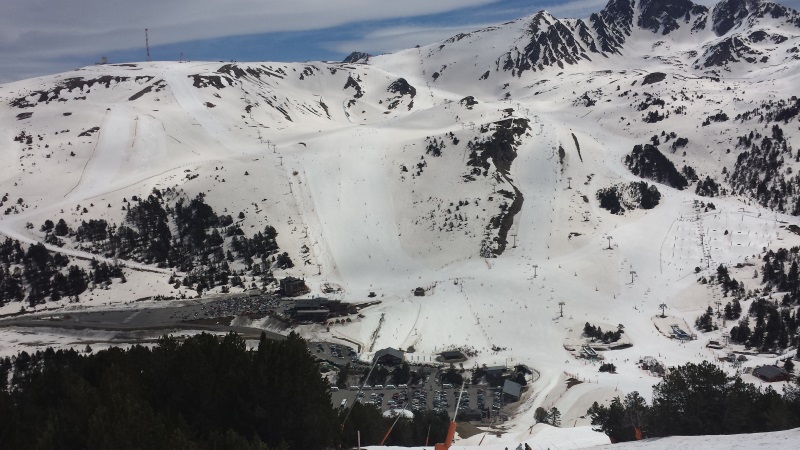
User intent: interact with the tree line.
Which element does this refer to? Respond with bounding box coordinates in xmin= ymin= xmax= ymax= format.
xmin=41 ymin=189 xmax=292 ymax=297
xmin=727 ymin=123 xmax=799 ymax=214
xmin=588 ymin=361 xmax=800 ymax=443
xmin=0 ymin=332 xmax=448 ymax=449
xmin=0 ymin=238 xmax=124 ymax=307
xmin=583 ymin=322 xmax=624 ymax=344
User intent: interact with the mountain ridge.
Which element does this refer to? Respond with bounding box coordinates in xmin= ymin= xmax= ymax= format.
xmin=2 ymin=1 xmax=800 ymax=445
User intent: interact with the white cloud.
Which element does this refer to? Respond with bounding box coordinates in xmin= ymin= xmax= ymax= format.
xmin=544 ymin=0 xmax=608 ymax=17
xmin=0 ymin=0 xmax=498 ymax=82
xmin=323 ymin=23 xmax=498 ymax=55
xmin=320 ymin=0 xmax=613 ymax=58
xmin=320 ymin=0 xmax=609 ymax=61
xmin=5 ymin=0 xmax=800 ymax=83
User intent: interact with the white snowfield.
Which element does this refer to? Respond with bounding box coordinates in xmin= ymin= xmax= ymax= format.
xmin=2 ymin=0 xmax=800 ymax=447
xmin=371 ymin=426 xmax=800 ymax=449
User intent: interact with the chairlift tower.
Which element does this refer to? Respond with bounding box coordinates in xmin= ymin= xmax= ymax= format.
xmin=558 ymin=301 xmax=565 ymax=318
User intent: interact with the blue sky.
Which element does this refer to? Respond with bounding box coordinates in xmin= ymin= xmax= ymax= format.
xmin=110 ymin=0 xmax=575 ymax=65
xmin=1 ymin=0 xmax=798 ymax=83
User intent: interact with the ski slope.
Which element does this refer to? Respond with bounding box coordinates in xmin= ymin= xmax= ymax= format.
xmin=2 ymin=0 xmax=800 ymax=446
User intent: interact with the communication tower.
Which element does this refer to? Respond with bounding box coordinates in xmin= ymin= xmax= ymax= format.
xmin=145 ymin=29 xmax=151 ymax=62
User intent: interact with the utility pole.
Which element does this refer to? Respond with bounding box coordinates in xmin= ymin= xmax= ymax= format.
xmin=145 ymin=29 xmax=151 ymax=62
xmin=558 ymin=301 xmax=565 ymax=318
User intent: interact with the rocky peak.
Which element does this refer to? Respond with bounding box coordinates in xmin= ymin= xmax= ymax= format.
xmin=342 ymin=52 xmax=371 ymax=64
xmin=713 ymin=0 xmax=800 ymax=35
xmin=599 ymin=0 xmax=636 ymax=30
xmin=588 ymin=0 xmax=634 ymax=53
xmin=526 ymin=10 xmax=559 ymax=35
xmin=637 ymin=0 xmax=709 ymax=35
xmin=714 ymin=0 xmax=759 ymax=35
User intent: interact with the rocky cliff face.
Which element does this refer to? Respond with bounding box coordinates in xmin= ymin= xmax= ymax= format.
xmin=489 ymin=0 xmax=800 ymax=76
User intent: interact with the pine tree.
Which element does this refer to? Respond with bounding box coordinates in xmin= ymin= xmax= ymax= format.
xmin=547 ymin=407 xmax=561 ymax=427
xmin=534 ymin=407 xmax=548 ymax=423
xmin=54 ymin=218 xmax=69 ymax=236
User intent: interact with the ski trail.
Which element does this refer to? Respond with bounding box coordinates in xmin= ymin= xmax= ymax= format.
xmin=65 ymin=106 xmax=136 ymax=201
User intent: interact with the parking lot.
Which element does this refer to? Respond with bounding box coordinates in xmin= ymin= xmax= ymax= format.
xmin=330 ymin=375 xmax=507 ymax=420
xmin=309 ymin=341 xmax=510 ymax=419
xmin=308 ymin=341 xmax=362 ymax=367
xmin=0 ymin=294 xmax=288 ymax=340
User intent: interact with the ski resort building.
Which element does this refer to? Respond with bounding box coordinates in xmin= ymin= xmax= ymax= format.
xmin=279 ymin=277 xmax=308 ymax=297
xmin=502 ymin=379 xmax=523 ymax=401
xmin=374 ymin=348 xmax=404 ymax=366
xmin=438 ymin=350 xmax=467 ymax=362
xmin=753 ymin=365 xmax=792 ymax=383
xmin=289 ymin=297 xmax=355 ymax=322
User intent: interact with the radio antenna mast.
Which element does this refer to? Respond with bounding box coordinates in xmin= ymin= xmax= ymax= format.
xmin=145 ymin=29 xmax=151 ymax=62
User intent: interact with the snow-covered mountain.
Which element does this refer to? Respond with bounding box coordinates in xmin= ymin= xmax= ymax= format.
xmin=3 ymin=0 xmax=800 ymax=445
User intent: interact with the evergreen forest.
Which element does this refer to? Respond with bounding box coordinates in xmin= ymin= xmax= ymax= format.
xmin=0 ymin=332 xmax=448 ymax=449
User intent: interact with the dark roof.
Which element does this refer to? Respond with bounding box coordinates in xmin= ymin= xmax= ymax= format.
xmin=458 ymin=409 xmax=483 ymax=421
xmin=754 ymin=365 xmax=789 ymax=379
xmin=375 ymin=348 xmax=404 ymax=361
xmin=294 ymin=309 xmax=329 ymax=314
xmin=441 ymin=350 xmax=465 ymax=359
xmin=502 ymin=379 xmax=523 ymax=398
xmin=293 ymin=298 xmax=330 ymax=309
xmin=485 ymin=366 xmax=506 ymax=374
